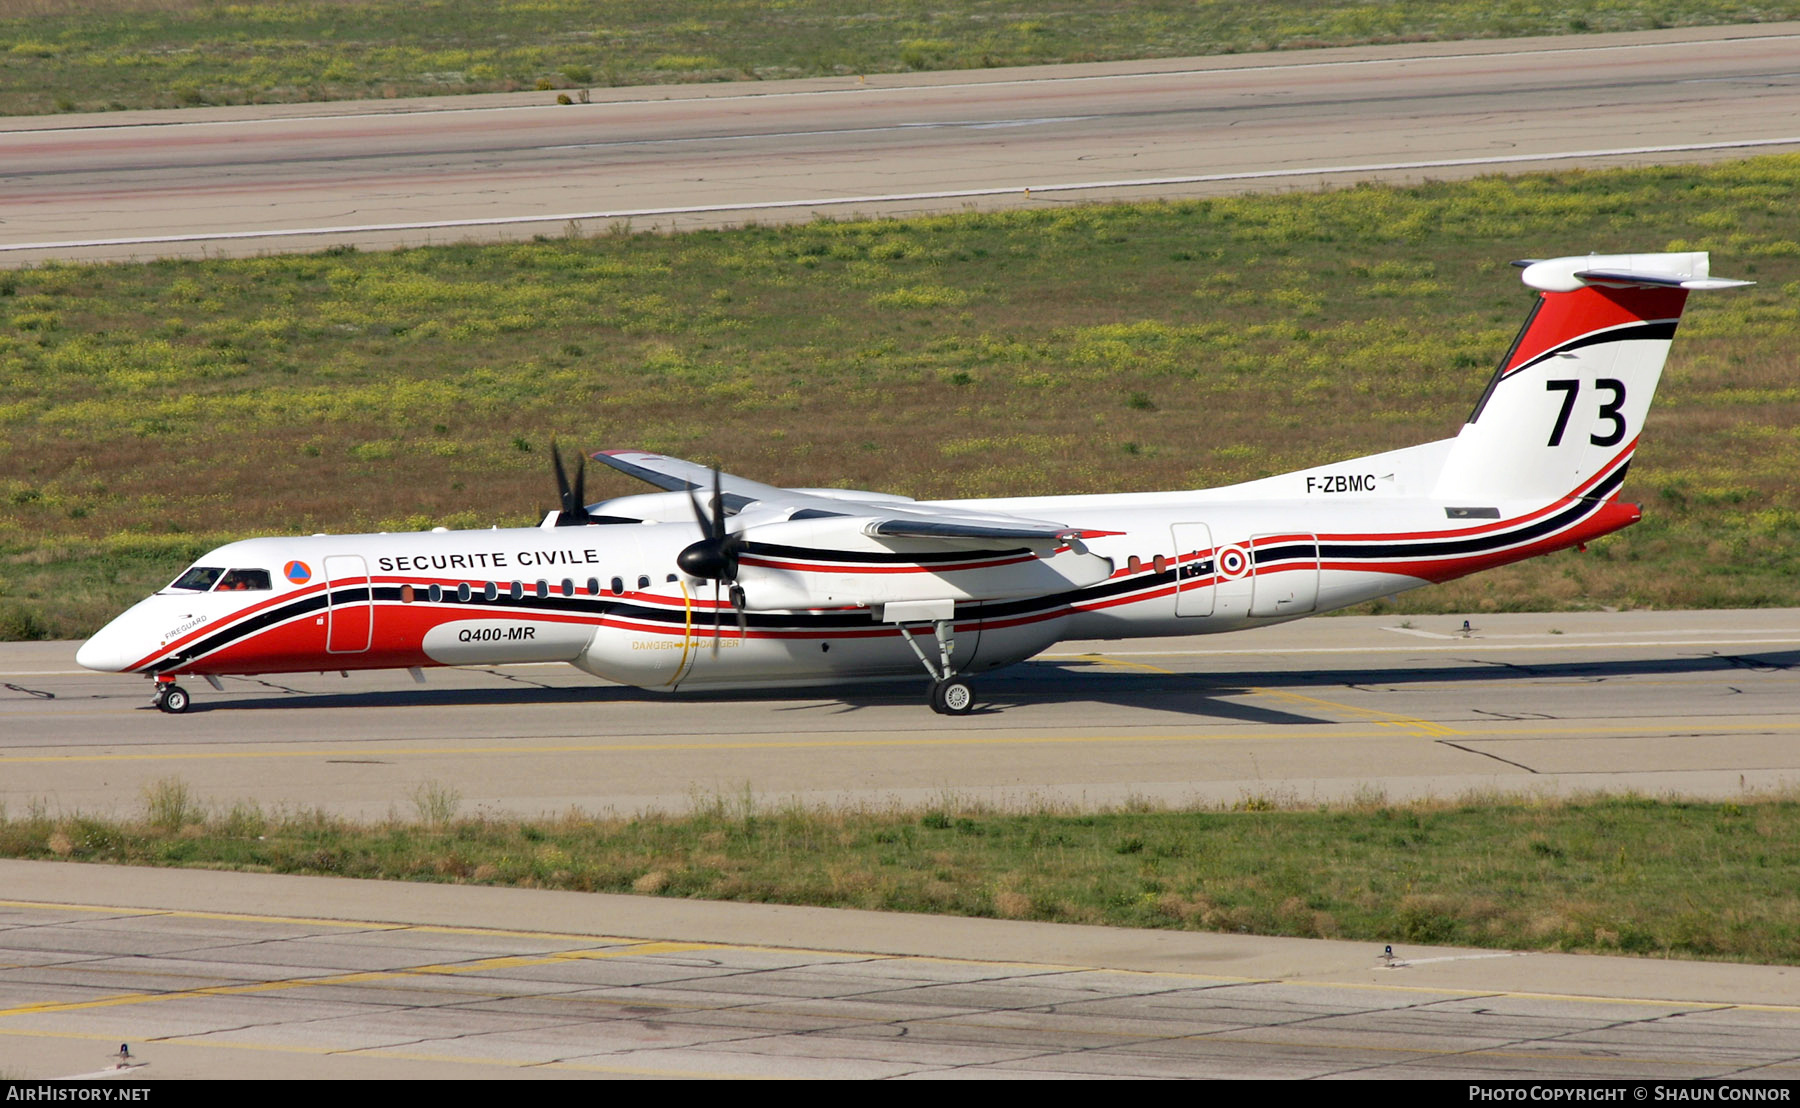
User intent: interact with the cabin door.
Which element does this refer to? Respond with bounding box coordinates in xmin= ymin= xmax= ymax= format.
xmin=1170 ymin=523 xmax=1213 ymax=617
xmin=324 ymin=555 xmax=373 ymax=654
xmin=1249 ymin=534 xmax=1320 ymax=618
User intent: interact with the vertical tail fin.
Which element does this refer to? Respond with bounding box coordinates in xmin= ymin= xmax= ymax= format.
xmin=1431 ymin=252 xmax=1748 ymax=504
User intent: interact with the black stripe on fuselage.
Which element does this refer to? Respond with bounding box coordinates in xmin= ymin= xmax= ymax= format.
xmin=150 ymin=590 xmax=330 ymax=673
xmin=1320 ymin=470 xmax=1622 ymax=563
xmin=150 ymin=487 xmax=1622 ymax=670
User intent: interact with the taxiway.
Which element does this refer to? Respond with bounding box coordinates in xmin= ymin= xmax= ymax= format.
xmin=6 ymin=610 xmax=1799 ymax=819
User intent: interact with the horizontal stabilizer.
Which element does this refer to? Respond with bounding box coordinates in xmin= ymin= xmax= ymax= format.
xmin=1513 ymin=253 xmax=1751 ymax=292
xmin=1572 ymin=270 xmax=1752 ymax=291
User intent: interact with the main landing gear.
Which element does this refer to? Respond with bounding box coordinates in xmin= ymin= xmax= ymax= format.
xmin=896 ymin=615 xmax=976 ymax=715
xmin=151 ymin=677 xmax=190 ymax=714
xmin=929 ymin=677 xmax=974 ymax=715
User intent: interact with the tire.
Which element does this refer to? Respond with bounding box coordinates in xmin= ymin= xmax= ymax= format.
xmin=157 ymin=685 xmax=191 ymax=714
xmin=932 ymin=679 xmax=974 ymax=715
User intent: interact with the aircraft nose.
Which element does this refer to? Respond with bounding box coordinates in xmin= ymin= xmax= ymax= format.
xmin=76 ymin=634 xmax=126 ymax=673
xmin=76 ymin=618 xmax=139 ymax=673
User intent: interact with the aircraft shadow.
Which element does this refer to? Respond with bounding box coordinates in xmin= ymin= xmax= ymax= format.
xmin=991 ymin=648 xmax=1800 ymax=719
xmin=161 ymin=647 xmax=1799 ymax=719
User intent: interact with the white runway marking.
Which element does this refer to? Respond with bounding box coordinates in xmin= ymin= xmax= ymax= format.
xmin=541 ymin=114 xmax=1092 ymax=151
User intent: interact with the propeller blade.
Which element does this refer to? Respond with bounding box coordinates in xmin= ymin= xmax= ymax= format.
xmin=676 ymin=465 xmax=746 ymax=579
xmin=551 ymin=439 xmax=573 ymax=511
xmin=711 ymin=579 xmax=722 ymax=658
xmin=731 ymin=583 xmax=748 ymax=642
xmin=685 ymin=485 xmax=709 ymax=532
xmin=549 ymin=440 xmax=593 ymax=526
xmin=710 ymin=467 xmax=725 ymax=543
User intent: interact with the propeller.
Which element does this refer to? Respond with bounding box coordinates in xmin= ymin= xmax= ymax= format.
xmin=549 ymin=440 xmax=595 ymax=526
xmin=676 ymin=467 xmax=748 ymax=655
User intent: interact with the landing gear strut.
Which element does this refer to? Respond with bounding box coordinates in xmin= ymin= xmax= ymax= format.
xmin=151 ymin=677 xmax=190 ymax=714
xmin=895 ymin=614 xmax=976 ymax=715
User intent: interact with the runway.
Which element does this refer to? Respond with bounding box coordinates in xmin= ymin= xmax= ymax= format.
xmin=6 ymin=610 xmax=1800 ymax=820
xmin=4 ymin=861 xmax=1798 ymax=1080
xmin=4 ymin=23 xmax=1800 ymax=265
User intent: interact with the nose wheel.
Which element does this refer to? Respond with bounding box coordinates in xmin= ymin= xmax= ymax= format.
xmin=152 ymin=683 xmax=191 ymax=714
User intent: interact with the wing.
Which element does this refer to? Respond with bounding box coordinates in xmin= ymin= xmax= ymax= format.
xmin=592 ymin=450 xmax=1116 ymax=609
xmin=593 ymin=450 xmax=1093 ymax=545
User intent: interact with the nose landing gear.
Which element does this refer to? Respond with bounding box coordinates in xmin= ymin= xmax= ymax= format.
xmin=151 ymin=678 xmax=190 ymax=714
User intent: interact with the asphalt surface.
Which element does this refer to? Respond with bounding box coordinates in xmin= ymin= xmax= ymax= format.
xmin=6 ymin=610 xmax=1800 ymax=819
xmin=4 ymin=861 xmax=1797 ymax=1080
xmin=4 ymin=23 xmax=1799 ymax=264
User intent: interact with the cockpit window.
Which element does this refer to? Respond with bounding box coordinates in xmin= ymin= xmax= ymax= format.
xmin=216 ymin=569 xmax=271 ymax=592
xmin=170 ymin=566 xmax=224 ymax=591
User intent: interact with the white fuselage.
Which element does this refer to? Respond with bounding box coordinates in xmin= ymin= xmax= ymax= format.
xmin=76 ymin=446 xmax=1636 ymax=693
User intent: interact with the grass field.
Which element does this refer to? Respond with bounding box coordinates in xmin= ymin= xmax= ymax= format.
xmin=6 ymin=783 xmax=1797 ymax=964
xmin=3 ymin=156 xmax=1797 ymax=639
xmin=1 ymin=0 xmax=1797 ymax=116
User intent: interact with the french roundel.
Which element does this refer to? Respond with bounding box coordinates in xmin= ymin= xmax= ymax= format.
xmin=1217 ymin=545 xmax=1250 ymax=580
xmin=283 ymin=560 xmax=312 ymax=584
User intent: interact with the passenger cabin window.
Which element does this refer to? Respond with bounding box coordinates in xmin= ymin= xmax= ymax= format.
xmin=428 ymin=584 xmax=443 ymax=603
xmin=637 ymin=575 xmax=650 ymax=590
xmin=536 ymin=580 xmax=549 ymax=598
xmin=170 ymin=566 xmax=224 ymax=591
xmin=587 ymin=577 xmax=601 ymax=595
xmin=400 ymin=585 xmax=415 ymax=604
xmin=609 ymin=577 xmax=624 ymax=596
xmin=508 ymin=581 xmax=523 ymax=601
xmin=560 ymin=579 xmax=574 ymax=597
xmin=216 ymin=568 xmax=271 ymax=592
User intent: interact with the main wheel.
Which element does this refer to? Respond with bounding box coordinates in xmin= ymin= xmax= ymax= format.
xmin=156 ymin=685 xmax=191 ymax=714
xmin=930 ymin=679 xmax=974 ymax=715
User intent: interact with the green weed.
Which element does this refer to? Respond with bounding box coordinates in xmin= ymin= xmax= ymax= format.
xmin=1 ymin=789 xmax=1797 ymax=962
